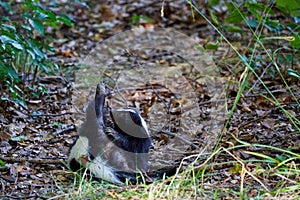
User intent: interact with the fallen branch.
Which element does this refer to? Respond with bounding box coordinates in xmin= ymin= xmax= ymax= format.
xmin=0 ymin=156 xmax=65 ymax=164
xmin=151 ymin=128 xmax=200 ymax=149
xmin=53 ymin=125 xmax=76 ymax=135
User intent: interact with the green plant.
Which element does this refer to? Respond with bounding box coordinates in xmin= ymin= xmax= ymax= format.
xmin=0 ymin=159 xmax=7 ymax=170
xmin=209 ymin=1 xmax=300 ymax=72
xmin=0 ymin=0 xmax=73 ymax=102
xmin=131 ymin=14 xmax=153 ymax=26
xmin=194 ymin=0 xmax=300 ymax=131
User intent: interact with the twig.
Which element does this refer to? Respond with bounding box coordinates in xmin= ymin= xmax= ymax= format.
xmin=102 ymin=73 xmax=128 ymax=107
xmin=221 ymin=147 xmax=269 ymax=191
xmin=53 ymin=125 xmax=76 ymax=135
xmin=245 ymin=62 xmax=272 ymax=96
xmin=0 ymin=195 xmax=39 ymax=199
xmin=148 ymin=83 xmax=172 ymax=125
xmin=0 ymin=156 xmax=65 ymax=164
xmin=169 ymin=101 xmax=214 ymax=115
xmin=151 ymin=128 xmax=200 ymax=149
xmin=30 ymin=112 xmax=75 ymax=117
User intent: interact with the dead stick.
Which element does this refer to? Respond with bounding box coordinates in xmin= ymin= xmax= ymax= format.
xmin=0 ymin=156 xmax=65 ymax=164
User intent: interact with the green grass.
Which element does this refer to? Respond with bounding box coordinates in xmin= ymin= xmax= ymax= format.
xmin=53 ymin=141 xmax=300 ymax=199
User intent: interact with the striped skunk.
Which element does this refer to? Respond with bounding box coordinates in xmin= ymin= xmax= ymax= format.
xmin=68 ymin=82 xmax=153 ymax=184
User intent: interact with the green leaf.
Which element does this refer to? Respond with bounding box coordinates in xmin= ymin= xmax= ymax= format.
xmin=208 ymin=0 xmax=220 ymax=7
xmin=194 ymin=44 xmax=205 ymax=52
xmin=245 ymin=2 xmax=266 ymax=21
xmin=264 ymin=21 xmax=283 ymax=32
xmin=1 ymin=23 xmax=16 ymax=31
xmin=11 ymin=41 xmax=23 ymax=50
xmin=32 ymin=46 xmax=46 ymax=59
xmin=0 ymin=34 xmax=23 ymax=50
xmin=21 ymin=25 xmax=32 ymax=31
xmin=57 ymin=15 xmax=73 ymax=27
xmin=0 ymin=64 xmax=19 ymax=81
xmin=290 ymin=33 xmax=300 ymax=49
xmin=246 ymin=20 xmax=258 ymax=28
xmin=225 ymin=11 xmax=246 ymax=24
xmin=26 ymin=39 xmax=47 ymax=60
xmin=276 ymin=0 xmax=300 ymax=16
xmin=227 ymin=25 xmax=244 ymax=33
xmin=46 ymin=10 xmax=57 ymax=20
xmin=205 ymin=38 xmax=220 ymax=50
xmin=0 ymin=35 xmax=12 ymax=43
xmin=26 ymin=49 xmax=36 ymax=60
xmin=2 ymin=16 xmax=10 ymax=21
xmin=44 ymin=19 xmax=58 ymax=29
xmin=0 ymin=1 xmax=11 ymax=12
xmin=10 ymin=135 xmax=27 ymax=142
xmin=226 ymin=2 xmax=235 ymax=11
xmin=266 ymin=19 xmax=279 ymax=27
xmin=52 ymin=122 xmax=62 ymax=127
xmin=210 ymin=11 xmax=220 ymax=26
xmin=205 ymin=43 xmax=219 ymax=50
xmin=287 ymin=69 xmax=300 ymax=79
xmin=139 ymin=15 xmax=153 ymax=23
xmin=0 ymin=30 xmax=17 ymax=41
xmin=39 ymin=62 xmax=50 ymax=73
xmin=32 ymin=91 xmax=40 ymax=98
xmin=23 ymin=13 xmax=31 ymax=19
xmin=28 ymin=18 xmax=45 ymax=36
xmin=0 ymin=159 xmax=7 ymax=170
xmin=16 ymin=97 xmax=26 ymax=107
xmin=131 ymin=14 xmax=140 ymax=25
xmin=34 ymin=12 xmax=48 ymax=20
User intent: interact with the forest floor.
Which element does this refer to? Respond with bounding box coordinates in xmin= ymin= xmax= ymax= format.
xmin=0 ymin=0 xmax=299 ymax=199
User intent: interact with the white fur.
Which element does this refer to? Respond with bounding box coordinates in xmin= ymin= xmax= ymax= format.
xmin=68 ymin=136 xmax=89 ymax=164
xmin=68 ymin=136 xmax=122 ymax=184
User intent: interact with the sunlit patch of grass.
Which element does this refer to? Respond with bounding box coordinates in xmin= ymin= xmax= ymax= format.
xmin=51 ymin=142 xmax=300 ymax=199
xmin=50 ymin=169 xmax=152 ymax=199
xmin=49 ymin=170 xmax=114 ymax=199
xmin=143 ymin=139 xmax=300 ymax=199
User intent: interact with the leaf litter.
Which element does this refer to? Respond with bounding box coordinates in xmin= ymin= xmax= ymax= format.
xmin=0 ymin=0 xmax=299 ymax=199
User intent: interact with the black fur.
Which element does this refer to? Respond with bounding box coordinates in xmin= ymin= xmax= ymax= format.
xmin=69 ymin=158 xmax=81 ymax=172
